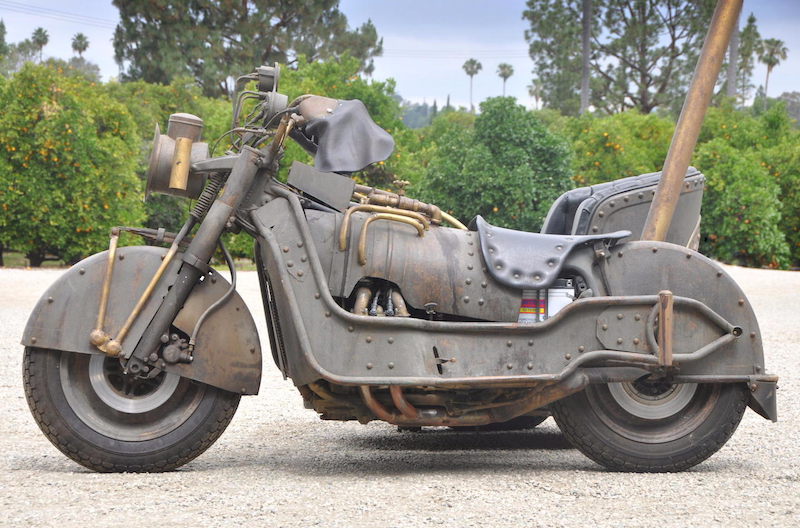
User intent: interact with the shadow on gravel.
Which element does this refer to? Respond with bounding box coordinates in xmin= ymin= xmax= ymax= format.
xmin=344 ymin=428 xmax=574 ymax=452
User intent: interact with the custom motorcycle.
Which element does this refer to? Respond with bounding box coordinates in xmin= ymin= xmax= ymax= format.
xmin=21 ymin=0 xmax=777 ymax=473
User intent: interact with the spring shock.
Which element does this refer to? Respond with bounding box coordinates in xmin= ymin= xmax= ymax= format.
xmin=191 ymin=172 xmax=228 ymax=220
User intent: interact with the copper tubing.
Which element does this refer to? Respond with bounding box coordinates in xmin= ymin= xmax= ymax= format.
xmin=390 ymin=290 xmax=410 ymax=317
xmin=359 ymin=386 xmax=397 ymax=422
xmin=358 ymin=214 xmax=425 ymax=265
xmin=339 ymin=205 xmax=429 ymax=251
xmin=641 ymin=0 xmax=742 ymax=241
xmin=352 ymin=286 xmax=372 ymax=315
xmin=441 ymin=211 xmax=468 ymax=230
xmin=389 ymin=386 xmax=421 ymax=420
xmin=89 ymin=230 xmax=119 ymax=349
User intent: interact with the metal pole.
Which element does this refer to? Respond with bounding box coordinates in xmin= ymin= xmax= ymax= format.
xmin=641 ymin=0 xmax=742 ymax=242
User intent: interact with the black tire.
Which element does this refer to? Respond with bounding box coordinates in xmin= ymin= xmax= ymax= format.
xmin=551 ymin=378 xmax=748 ymax=472
xmin=23 ymin=347 xmax=241 ymax=472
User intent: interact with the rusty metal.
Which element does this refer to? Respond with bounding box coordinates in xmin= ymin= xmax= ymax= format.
xmin=339 ymin=204 xmax=430 ymax=251
xmin=389 ymin=386 xmax=421 ymax=419
xmin=354 ymin=184 xmax=444 ymax=224
xmin=657 ymin=290 xmax=674 ymax=367
xmin=642 ymin=0 xmax=743 ymax=241
xmin=358 ymin=213 xmax=425 ymax=266
xmin=89 ymin=228 xmax=119 ymax=350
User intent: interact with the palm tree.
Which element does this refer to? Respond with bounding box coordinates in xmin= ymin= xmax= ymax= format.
xmin=72 ymin=33 xmax=89 ymax=58
xmin=497 ymin=63 xmax=514 ymax=97
xmin=758 ymin=38 xmax=789 ymax=111
xmin=462 ymin=58 xmax=482 ymax=112
xmin=527 ymin=80 xmax=542 ymax=110
xmin=31 ymin=27 xmax=48 ymax=63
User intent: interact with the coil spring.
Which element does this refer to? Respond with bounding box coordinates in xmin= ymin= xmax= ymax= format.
xmin=191 ymin=172 xmax=227 ymax=219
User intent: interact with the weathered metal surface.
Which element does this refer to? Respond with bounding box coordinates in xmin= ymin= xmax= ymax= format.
xmin=251 ymin=191 xmax=770 ymax=390
xmin=642 ymin=0 xmax=743 ymax=241
xmin=22 ymin=246 xmax=262 ymax=395
xmin=658 ymin=290 xmax=674 ymax=367
xmin=286 ymin=161 xmax=355 ymax=213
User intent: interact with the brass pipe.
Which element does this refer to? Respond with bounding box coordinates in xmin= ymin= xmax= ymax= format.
xmin=352 ymin=286 xmax=372 ymax=315
xmin=104 ymin=242 xmax=180 ymax=357
xmin=390 ymin=290 xmax=410 ymax=317
xmin=657 ymin=290 xmax=674 ymax=367
xmin=389 ymin=386 xmax=421 ymax=420
xmin=441 ymin=211 xmax=468 ymax=230
xmin=169 ymin=137 xmax=193 ymax=191
xmin=358 ymin=213 xmax=425 ymax=266
xmin=89 ymin=229 xmax=120 ymax=349
xmin=642 ymin=0 xmax=743 ymax=241
xmin=339 ymin=205 xmax=429 ymax=251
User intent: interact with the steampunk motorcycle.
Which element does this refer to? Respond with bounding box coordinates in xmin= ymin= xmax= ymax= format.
xmin=20 ymin=1 xmax=777 ymax=474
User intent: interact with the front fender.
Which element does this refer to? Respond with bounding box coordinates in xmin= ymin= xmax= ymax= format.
xmin=22 ymin=245 xmax=262 ymax=395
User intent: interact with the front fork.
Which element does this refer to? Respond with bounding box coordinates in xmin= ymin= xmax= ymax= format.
xmin=122 ymin=145 xmax=266 ymax=372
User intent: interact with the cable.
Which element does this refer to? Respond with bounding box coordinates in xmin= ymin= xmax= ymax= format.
xmin=0 ymin=1 xmax=117 ymax=29
xmin=188 ymin=238 xmax=237 ymax=353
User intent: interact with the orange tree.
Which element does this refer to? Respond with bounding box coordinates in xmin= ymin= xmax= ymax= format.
xmin=0 ymin=63 xmax=144 ymax=265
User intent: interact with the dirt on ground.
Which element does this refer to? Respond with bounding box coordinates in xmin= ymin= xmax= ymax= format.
xmin=0 ymin=264 xmax=797 ymax=528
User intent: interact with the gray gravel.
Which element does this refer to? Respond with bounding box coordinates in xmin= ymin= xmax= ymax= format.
xmin=0 ymin=264 xmax=798 ymax=527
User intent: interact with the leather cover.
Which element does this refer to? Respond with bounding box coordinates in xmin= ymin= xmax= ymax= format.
xmin=471 ymin=215 xmax=629 ymax=290
xmin=302 ymin=99 xmax=394 ymax=173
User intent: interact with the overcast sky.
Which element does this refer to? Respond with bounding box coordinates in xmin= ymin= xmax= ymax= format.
xmin=2 ymin=0 xmax=799 ymax=110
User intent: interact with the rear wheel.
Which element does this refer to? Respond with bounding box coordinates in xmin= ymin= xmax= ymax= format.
xmin=551 ymin=377 xmax=747 ymax=472
xmin=23 ymin=347 xmax=240 ymax=472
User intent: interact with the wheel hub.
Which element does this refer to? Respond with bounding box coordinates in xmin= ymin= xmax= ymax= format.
xmin=608 ymin=378 xmax=698 ymax=420
xmin=88 ymin=355 xmax=180 ymax=414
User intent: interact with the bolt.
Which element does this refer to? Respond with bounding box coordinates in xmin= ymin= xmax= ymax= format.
xmin=388 ymin=362 xmax=395 ymax=369
xmin=750 ymin=332 xmax=756 ymax=338
xmin=211 ymin=276 xmax=217 ymax=284
xmin=755 ymin=365 xmax=762 ymax=372
xmin=171 ymin=333 xmax=179 ymax=341
xmin=160 ymin=334 xmax=169 ymax=344
xmin=149 ymin=353 xmax=159 ymax=362
xmin=749 ymin=383 xmax=758 ymax=392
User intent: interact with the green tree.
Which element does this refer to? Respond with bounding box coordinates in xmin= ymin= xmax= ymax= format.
xmin=112 ymin=0 xmax=383 ymax=97
xmin=31 ymin=27 xmax=48 ymax=63
xmin=737 ymin=13 xmax=761 ymax=106
xmin=71 ymin=33 xmax=89 ymax=58
xmin=527 ymin=80 xmax=542 ymax=109
xmin=418 ymin=97 xmax=573 ymax=231
xmin=524 ymin=0 xmax=715 ymax=115
xmin=497 ymin=63 xmax=513 ymax=97
xmin=759 ymin=38 xmax=789 ymax=111
xmin=0 ymin=20 xmax=8 ymax=59
xmin=0 ymin=63 xmax=144 ymax=265
xmin=462 ymin=58 xmax=482 ymax=112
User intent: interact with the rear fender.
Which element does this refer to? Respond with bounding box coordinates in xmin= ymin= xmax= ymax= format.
xmin=21 ymin=245 xmax=261 ymax=395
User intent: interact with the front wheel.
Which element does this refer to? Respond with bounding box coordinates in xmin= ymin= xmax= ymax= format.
xmin=23 ymin=347 xmax=240 ymax=472
xmin=551 ymin=377 xmax=748 ymax=472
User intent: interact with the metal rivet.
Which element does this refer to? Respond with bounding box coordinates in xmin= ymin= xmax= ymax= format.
xmin=565 ymin=354 xmax=571 ymax=360
xmin=634 ymin=314 xmax=641 ymax=321
xmin=297 ymin=270 xmax=304 ymax=277
xmin=388 ymin=337 xmax=394 ymax=344
xmin=241 ymin=388 xmax=247 ymax=394
xmin=495 ymin=265 xmax=502 ymax=270
xmin=556 ymin=245 xmax=563 ymax=251
xmin=618 ymin=251 xmax=623 ymax=258
xmin=366 ymin=363 xmax=373 ymax=370
xmin=623 ymin=196 xmax=630 ymax=202
xmin=609 ymin=201 xmax=615 ymax=207
xmin=750 ymin=332 xmax=756 ymax=338
xmin=755 ymin=365 xmax=761 ymax=372
xmin=282 ymin=246 xmax=290 ymax=253
xmin=79 ymin=268 xmax=85 ymax=275
xmin=592 ymin=226 xmax=599 ymax=233
xmin=617 ymin=313 xmax=623 ymax=320
xmin=348 ymin=326 xmax=354 ymax=332
xmin=717 ymin=271 xmax=723 ymax=277
xmin=463 ymin=296 xmax=470 ymax=303
xmin=467 ymin=264 xmax=474 ymax=270
xmin=652 ymin=247 xmax=658 ymax=253
xmin=527 ymin=363 xmax=534 ymax=370
xmin=598 ymin=211 xmax=605 ymax=218
xmin=468 ymin=251 xmax=474 ymax=256
xmin=297 ymin=241 xmax=303 ymax=248
xmin=30 ymin=337 xmax=37 ymax=344
xmin=118 ymin=254 xmax=125 ymax=260
xmin=324 ymin=311 xmax=331 ymax=317
xmin=602 ymin=324 xmax=608 ymax=331
xmin=481 ymin=281 xmax=488 ymax=288
xmin=513 ymin=273 xmax=519 ymax=279
xmin=749 ymin=383 xmax=758 ymax=392
xmin=638 ymin=193 xmax=644 ymax=199
xmin=633 ymin=338 xmax=640 ymax=345
xmin=738 ymin=299 xmax=745 ymax=306
xmin=301 ymin=255 xmax=308 ymax=262
xmin=468 ymin=240 xmax=474 ymax=245
xmin=287 ymin=261 xmax=294 ymax=267
xmin=466 ymin=278 xmax=472 ymax=285
xmin=506 ymin=363 xmax=513 ymax=370
xmin=534 ymin=275 xmax=540 ymax=281
xmin=314 ymin=293 xmax=320 ymax=299
xmin=249 ymin=346 xmax=256 ymax=353
xmin=161 ymin=254 xmax=166 ymax=260
xmin=487 ymin=233 xmax=492 ymax=237
xmin=47 ymin=297 xmax=53 ymax=303
xmin=388 ymin=362 xmax=395 ymax=369
xmin=366 ymin=336 xmax=372 ymax=343
xmin=686 ymin=254 xmax=691 ymax=259
xmin=617 ymin=338 xmax=623 ymax=344
xmin=578 ymin=345 xmax=585 ymax=352
xmin=506 ymin=341 xmax=513 ymax=347
xmin=478 ymin=299 xmax=485 ymax=306
xmin=528 ymin=340 xmax=534 ymax=346
xmin=488 ymin=248 xmax=494 ymax=254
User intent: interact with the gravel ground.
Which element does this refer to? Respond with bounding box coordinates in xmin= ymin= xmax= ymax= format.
xmin=0 ymin=264 xmax=797 ymax=528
